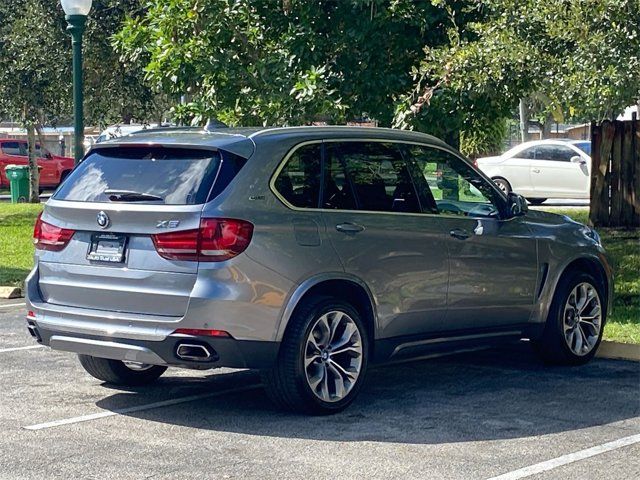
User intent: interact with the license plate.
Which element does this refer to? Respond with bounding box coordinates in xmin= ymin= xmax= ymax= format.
xmin=87 ymin=233 xmax=127 ymax=263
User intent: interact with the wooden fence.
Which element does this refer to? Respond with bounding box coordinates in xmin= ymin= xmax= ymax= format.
xmin=589 ymin=114 xmax=640 ymax=227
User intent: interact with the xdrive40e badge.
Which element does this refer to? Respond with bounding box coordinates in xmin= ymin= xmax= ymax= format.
xmin=96 ymin=211 xmax=110 ymax=229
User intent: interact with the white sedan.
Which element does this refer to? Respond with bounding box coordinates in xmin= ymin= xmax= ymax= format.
xmin=476 ymin=140 xmax=591 ymax=205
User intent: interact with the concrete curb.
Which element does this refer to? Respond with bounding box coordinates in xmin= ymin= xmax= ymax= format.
xmin=597 ymin=340 xmax=640 ymax=362
xmin=0 ymin=286 xmax=22 ymax=299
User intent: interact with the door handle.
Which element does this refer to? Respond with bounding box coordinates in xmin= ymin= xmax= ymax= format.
xmin=335 ymin=223 xmax=365 ymax=234
xmin=532 ymin=168 xmax=541 ymax=173
xmin=449 ymin=229 xmax=471 ymax=240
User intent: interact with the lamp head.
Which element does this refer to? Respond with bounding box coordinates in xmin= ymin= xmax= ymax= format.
xmin=61 ymin=0 xmax=92 ymax=16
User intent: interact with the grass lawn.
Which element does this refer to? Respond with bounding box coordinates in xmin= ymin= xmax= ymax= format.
xmin=0 ymin=203 xmax=637 ymax=343
xmin=0 ymin=203 xmax=43 ymax=286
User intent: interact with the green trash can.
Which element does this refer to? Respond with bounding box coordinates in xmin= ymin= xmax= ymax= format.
xmin=4 ymin=165 xmax=30 ymax=203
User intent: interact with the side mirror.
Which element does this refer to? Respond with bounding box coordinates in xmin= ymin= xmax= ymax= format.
xmin=507 ymin=192 xmax=528 ymax=217
xmin=570 ymin=155 xmax=586 ymax=165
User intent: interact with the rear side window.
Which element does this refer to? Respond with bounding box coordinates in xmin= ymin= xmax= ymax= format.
xmin=573 ymin=142 xmax=591 ymax=155
xmin=53 ymin=147 xmax=222 ymax=205
xmin=517 ymin=147 xmax=537 ymax=159
xmin=273 ymin=144 xmax=322 ymax=208
xmin=1 ymin=141 xmax=22 ymax=156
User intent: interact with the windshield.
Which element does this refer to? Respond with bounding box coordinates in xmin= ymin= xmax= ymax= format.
xmin=53 ymin=147 xmax=220 ymax=205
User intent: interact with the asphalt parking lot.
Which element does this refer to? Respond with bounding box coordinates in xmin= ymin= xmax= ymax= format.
xmin=1 ymin=299 xmax=638 ymax=480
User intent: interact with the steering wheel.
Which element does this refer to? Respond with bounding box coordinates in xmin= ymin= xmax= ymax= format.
xmin=467 ymin=203 xmax=497 ymax=217
xmin=436 ymin=201 xmax=462 ymax=215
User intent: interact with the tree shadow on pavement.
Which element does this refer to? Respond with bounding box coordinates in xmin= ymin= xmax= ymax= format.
xmin=95 ymin=342 xmax=640 ymax=445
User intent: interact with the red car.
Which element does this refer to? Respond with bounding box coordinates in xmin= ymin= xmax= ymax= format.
xmin=0 ymin=139 xmax=74 ymax=189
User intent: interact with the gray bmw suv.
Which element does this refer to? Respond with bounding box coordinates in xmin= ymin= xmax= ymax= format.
xmin=25 ymin=126 xmax=612 ymax=414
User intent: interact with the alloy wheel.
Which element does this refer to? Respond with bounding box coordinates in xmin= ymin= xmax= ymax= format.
xmin=304 ymin=310 xmax=363 ymax=402
xmin=493 ymin=178 xmax=510 ymax=195
xmin=563 ymin=282 xmax=602 ymax=356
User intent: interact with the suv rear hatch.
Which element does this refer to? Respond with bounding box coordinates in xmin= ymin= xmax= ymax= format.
xmin=35 ymin=145 xmax=245 ymax=317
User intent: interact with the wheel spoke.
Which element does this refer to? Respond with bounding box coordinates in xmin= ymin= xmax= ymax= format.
xmin=330 ymin=344 xmax=361 ymax=356
xmin=328 ymin=359 xmax=358 ymax=381
xmin=305 ymin=354 xmax=321 ymax=368
xmin=326 ymin=362 xmax=345 ymax=399
xmin=319 ymin=365 xmax=330 ymax=400
xmin=581 ymin=305 xmax=601 ymax=321
xmin=328 ymin=311 xmax=344 ymax=345
xmin=330 ymin=321 xmax=357 ymax=350
xmin=308 ymin=365 xmax=325 ymax=391
xmin=315 ymin=314 xmax=331 ymax=346
xmin=576 ymin=324 xmax=589 ymax=353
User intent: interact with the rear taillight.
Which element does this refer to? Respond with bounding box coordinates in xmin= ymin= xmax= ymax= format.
xmin=33 ymin=212 xmax=75 ymax=251
xmin=152 ymin=218 xmax=253 ymax=262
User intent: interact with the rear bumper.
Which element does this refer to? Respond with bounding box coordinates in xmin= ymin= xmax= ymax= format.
xmin=28 ymin=321 xmax=279 ymax=369
xmin=24 ymin=266 xmax=280 ymax=369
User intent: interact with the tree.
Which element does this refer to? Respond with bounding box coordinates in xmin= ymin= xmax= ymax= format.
xmin=114 ymin=0 xmax=475 ymax=127
xmin=399 ymin=0 xmax=640 ymax=132
xmin=0 ymin=0 xmax=70 ymax=202
xmin=0 ymin=1 xmax=166 ymax=202
xmin=84 ymin=0 xmax=168 ymax=127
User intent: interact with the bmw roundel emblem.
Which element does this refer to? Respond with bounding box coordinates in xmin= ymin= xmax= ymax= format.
xmin=96 ymin=211 xmax=110 ymax=229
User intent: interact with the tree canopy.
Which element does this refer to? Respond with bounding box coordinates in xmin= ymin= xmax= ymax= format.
xmin=401 ymin=0 xmax=640 ymax=130
xmin=0 ymin=0 xmax=163 ymax=129
xmin=114 ymin=0 xmax=478 ymax=126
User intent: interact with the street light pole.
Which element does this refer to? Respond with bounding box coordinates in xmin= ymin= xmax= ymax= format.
xmin=61 ymin=0 xmax=92 ymax=165
xmin=66 ymin=15 xmax=86 ymax=164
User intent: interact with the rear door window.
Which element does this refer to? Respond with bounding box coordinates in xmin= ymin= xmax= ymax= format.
xmin=53 ymin=147 xmax=222 ymax=205
xmin=326 ymin=142 xmax=421 ymax=214
xmin=535 ymin=145 xmax=575 ymax=162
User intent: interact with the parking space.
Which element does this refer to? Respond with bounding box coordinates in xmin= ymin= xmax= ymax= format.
xmin=1 ymin=302 xmax=638 ymax=479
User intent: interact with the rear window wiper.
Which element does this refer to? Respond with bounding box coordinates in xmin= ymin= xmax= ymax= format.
xmin=104 ymin=189 xmax=164 ymax=202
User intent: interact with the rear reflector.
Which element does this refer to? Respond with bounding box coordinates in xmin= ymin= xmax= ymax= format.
xmin=33 ymin=212 xmax=75 ymax=251
xmin=152 ymin=218 xmax=253 ymax=262
xmin=172 ymin=328 xmax=231 ymax=338
xmin=27 ymin=310 xmax=36 ymax=320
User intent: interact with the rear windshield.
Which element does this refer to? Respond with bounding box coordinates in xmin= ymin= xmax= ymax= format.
xmin=54 ymin=147 xmax=221 ymax=205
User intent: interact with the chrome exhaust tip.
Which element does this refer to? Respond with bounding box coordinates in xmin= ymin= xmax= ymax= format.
xmin=27 ymin=322 xmax=42 ymax=343
xmin=175 ymin=343 xmax=212 ymax=362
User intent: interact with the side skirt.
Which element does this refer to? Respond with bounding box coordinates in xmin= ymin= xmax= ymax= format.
xmin=372 ymin=324 xmax=544 ymax=364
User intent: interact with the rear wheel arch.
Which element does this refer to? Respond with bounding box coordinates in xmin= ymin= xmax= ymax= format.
xmin=277 ymin=276 xmax=377 ymax=350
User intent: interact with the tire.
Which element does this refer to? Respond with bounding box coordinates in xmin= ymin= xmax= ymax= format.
xmin=528 ymin=198 xmax=547 ymax=205
xmin=59 ymin=170 xmax=71 ymax=184
xmin=261 ymin=296 xmax=369 ymax=414
xmin=533 ymin=270 xmax=606 ymax=365
xmin=78 ymin=355 xmax=167 ymax=386
xmin=492 ymin=177 xmax=511 ymax=195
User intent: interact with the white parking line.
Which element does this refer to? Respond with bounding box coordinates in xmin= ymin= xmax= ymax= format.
xmin=487 ymin=433 xmax=640 ymax=480
xmin=24 ymin=384 xmax=261 ymax=431
xmin=0 ymin=302 xmax=24 ymax=309
xmin=0 ymin=345 xmax=44 ymax=353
